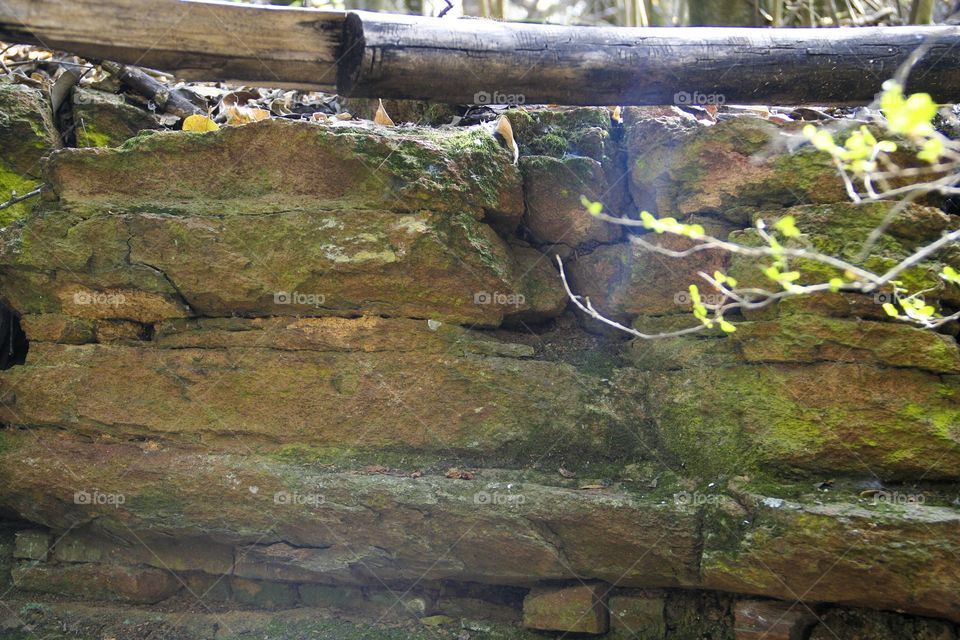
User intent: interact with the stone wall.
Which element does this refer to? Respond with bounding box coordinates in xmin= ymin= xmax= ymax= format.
xmin=0 ymin=82 xmax=959 ymax=639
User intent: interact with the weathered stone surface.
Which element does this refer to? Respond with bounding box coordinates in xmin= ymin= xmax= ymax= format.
xmin=522 ymin=583 xmax=609 ymax=634
xmin=625 ymin=315 xmax=736 ymax=369
xmin=0 ymin=600 xmax=511 ymax=640
xmin=55 ymin=529 xmax=233 ymax=575
xmin=72 ymin=88 xmax=161 ymax=148
xmin=567 ymin=236 xmax=728 ymax=319
xmin=298 ymin=583 xmax=365 ymax=610
xmin=12 ymin=561 xmax=180 ymax=603
xmin=230 ymin=577 xmax=300 ymax=609
xmin=645 ymin=363 xmax=960 ymax=480
xmin=235 ymin=542 xmax=370 ymax=584
xmin=46 ymin=119 xmax=521 ymax=223
xmin=508 ymin=106 xmax=633 ymax=216
xmin=665 ymin=590 xmax=736 ymax=639
xmin=0 ymin=334 xmax=646 ymax=465
xmin=0 ymin=432 xmax=702 ymax=589
xmin=3 ymin=430 xmax=960 ymax=622
xmin=808 ymin=608 xmax=956 ymax=640
xmin=609 ymin=593 xmax=665 ymax=639
xmin=93 ymin=318 xmax=148 ymax=342
xmin=733 ymin=599 xmax=817 ymax=640
xmin=731 ymin=316 xmax=960 ymax=374
xmin=704 ymin=497 xmax=960 ymax=622
xmin=153 ymin=316 xmax=535 ymax=357
xmin=20 ymin=313 xmax=94 ymax=343
xmin=508 ymin=107 xmax=614 ymax=160
xmin=624 ymin=108 xmax=846 ymax=223
xmin=365 ymin=590 xmax=435 ymax=617
xmin=183 ymin=571 xmax=232 ymax=602
xmin=13 ymin=529 xmax=50 ymax=561
xmin=57 ymin=285 xmax=190 ymax=324
xmin=0 ymin=83 xmax=59 ymax=224
xmin=728 ymin=202 xmax=960 ymax=311
xmin=0 ymin=204 xmax=558 ymax=327
xmin=521 ymin=155 xmax=621 ymax=246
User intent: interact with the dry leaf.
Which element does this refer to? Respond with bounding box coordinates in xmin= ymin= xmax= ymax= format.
xmin=609 ymin=105 xmax=622 ymax=123
xmin=311 ymin=112 xmax=328 ymax=122
xmin=365 ymin=464 xmax=389 ymax=474
xmin=225 ymin=105 xmax=270 ymax=126
xmin=494 ymin=115 xmax=519 ymax=164
xmin=578 ymin=483 xmax=605 ymax=490
xmin=558 ymin=467 xmax=576 ymax=478
xmin=335 ymin=112 xmax=353 ymax=120
xmin=220 ymin=89 xmax=260 ymax=109
xmin=410 ymin=470 xmax=423 ymax=478
xmin=374 ymin=99 xmax=395 ymax=126
xmin=182 ymin=114 xmax=220 ymax=133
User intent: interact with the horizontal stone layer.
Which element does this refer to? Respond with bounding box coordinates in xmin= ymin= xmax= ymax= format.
xmin=0 ymin=321 xmax=646 ymax=464
xmin=0 ymin=206 xmax=563 ymax=326
xmin=1 ymin=433 xmax=958 ymax=621
xmin=0 ymin=433 xmax=700 ymax=589
xmin=645 ymin=361 xmax=960 ymax=480
xmin=46 ymin=119 xmax=522 ymax=224
xmin=623 ymin=108 xmax=937 ymax=223
xmin=5 ymin=315 xmax=960 ymax=481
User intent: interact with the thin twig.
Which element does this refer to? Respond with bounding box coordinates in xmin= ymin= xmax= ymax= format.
xmin=0 ymin=185 xmax=43 ymax=211
xmin=555 ymin=255 xmax=707 ymax=340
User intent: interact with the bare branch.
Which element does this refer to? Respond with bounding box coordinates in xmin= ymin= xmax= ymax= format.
xmin=0 ymin=185 xmax=43 ymax=212
xmin=555 ymin=255 xmax=708 ymax=340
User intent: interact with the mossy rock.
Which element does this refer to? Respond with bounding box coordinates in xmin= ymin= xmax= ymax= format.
xmin=73 ymin=87 xmax=161 ymax=148
xmin=624 ymin=109 xmax=934 ymax=224
xmin=506 ymin=106 xmax=614 ymax=160
xmin=728 ymin=202 xmax=959 ymax=314
xmin=644 ymin=361 xmax=960 ymax=481
xmin=0 ymin=82 xmax=60 ymax=224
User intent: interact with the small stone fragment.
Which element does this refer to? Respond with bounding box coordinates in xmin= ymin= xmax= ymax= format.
xmin=734 ymin=599 xmax=817 ymax=640
xmin=13 ymin=530 xmax=51 ymax=561
xmin=523 ymin=583 xmax=609 ymax=634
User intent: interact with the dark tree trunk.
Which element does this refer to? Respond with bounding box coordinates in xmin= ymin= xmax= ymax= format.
xmin=4 ymin=0 xmax=960 ymax=106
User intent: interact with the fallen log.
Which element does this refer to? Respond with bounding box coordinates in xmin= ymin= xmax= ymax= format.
xmin=3 ymin=0 xmax=960 ymax=105
xmin=339 ymin=12 xmax=960 ymax=105
xmin=0 ymin=0 xmax=344 ymax=90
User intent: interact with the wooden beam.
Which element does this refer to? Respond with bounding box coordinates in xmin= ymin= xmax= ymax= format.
xmin=338 ymin=12 xmax=960 ymax=105
xmin=0 ymin=0 xmax=344 ymax=90
xmin=3 ymin=0 xmax=960 ymax=105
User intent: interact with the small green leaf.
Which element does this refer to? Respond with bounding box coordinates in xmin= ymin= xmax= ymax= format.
xmin=918 ymin=137 xmax=944 ymax=164
xmin=773 ymin=215 xmax=800 ymax=238
xmin=580 ymin=196 xmax=604 ymax=216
